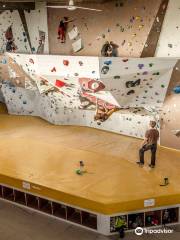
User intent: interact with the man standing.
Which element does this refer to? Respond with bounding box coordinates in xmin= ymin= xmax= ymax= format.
xmin=137 ymin=121 xmax=159 ymax=168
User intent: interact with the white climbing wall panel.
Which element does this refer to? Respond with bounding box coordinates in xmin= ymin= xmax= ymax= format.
xmin=0 ymin=53 xmax=177 ymax=139
xmin=0 ymin=10 xmax=31 ymax=53
xmin=155 ymin=0 xmax=180 ymax=57
xmin=0 ymin=2 xmax=49 ymax=54
xmin=24 ymin=2 xmax=49 ymax=54
xmin=99 ymin=57 xmax=177 ymax=109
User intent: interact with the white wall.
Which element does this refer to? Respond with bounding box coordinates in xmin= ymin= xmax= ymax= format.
xmin=155 ymin=0 xmax=180 ymax=57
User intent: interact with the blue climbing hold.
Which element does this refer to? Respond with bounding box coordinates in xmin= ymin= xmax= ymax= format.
xmin=104 ymin=60 xmax=112 ymax=65
xmin=173 ymin=86 xmax=180 ymax=94
xmin=1 ymin=59 xmax=7 ymax=64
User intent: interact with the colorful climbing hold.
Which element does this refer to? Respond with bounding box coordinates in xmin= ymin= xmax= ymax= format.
xmin=51 ymin=67 xmax=56 ymax=72
xmin=104 ymin=60 xmax=112 ymax=65
xmin=138 ymin=64 xmax=144 ymax=69
xmin=153 ymin=72 xmax=160 ymax=75
xmin=63 ymin=60 xmax=69 ymax=66
xmin=173 ymin=86 xmax=180 ymax=94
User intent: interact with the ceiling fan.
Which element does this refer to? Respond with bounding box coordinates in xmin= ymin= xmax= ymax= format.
xmin=47 ymin=0 xmax=102 ymax=12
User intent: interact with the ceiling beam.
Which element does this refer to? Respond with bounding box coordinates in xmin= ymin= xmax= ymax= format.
xmin=0 ymin=2 xmax=35 ymax=10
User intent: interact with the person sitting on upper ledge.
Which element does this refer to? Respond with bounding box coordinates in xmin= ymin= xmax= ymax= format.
xmin=101 ymin=41 xmax=119 ymax=57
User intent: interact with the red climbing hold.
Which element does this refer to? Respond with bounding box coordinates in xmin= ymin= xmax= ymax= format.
xmin=63 ymin=60 xmax=69 ymax=66
xmin=55 ymin=79 xmax=66 ymax=88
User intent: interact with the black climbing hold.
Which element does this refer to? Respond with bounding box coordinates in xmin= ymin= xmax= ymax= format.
xmin=101 ymin=66 xmax=109 ymax=74
xmin=127 ymin=90 xmax=135 ymax=95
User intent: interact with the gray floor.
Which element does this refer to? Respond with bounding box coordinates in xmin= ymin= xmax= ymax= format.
xmin=0 ymin=200 xmax=180 ymax=240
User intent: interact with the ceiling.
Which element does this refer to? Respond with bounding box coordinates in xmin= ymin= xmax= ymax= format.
xmin=0 ymin=0 xmax=113 ymax=10
xmin=1 ymin=0 xmax=111 ymax=2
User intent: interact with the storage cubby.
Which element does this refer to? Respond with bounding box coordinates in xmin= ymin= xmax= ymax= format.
xmin=128 ymin=213 xmax=144 ymax=229
xmin=162 ymin=208 xmax=179 ymax=225
xmin=52 ymin=202 xmax=67 ymax=219
xmin=14 ymin=190 xmax=26 ymax=205
xmin=0 ymin=185 xmax=3 ymax=197
xmin=145 ymin=210 xmax=161 ymax=227
xmin=2 ymin=186 xmax=14 ymax=201
xmin=26 ymin=193 xmax=39 ymax=210
xmin=39 ymin=197 xmax=53 ymax=214
xmin=110 ymin=215 xmax=127 ymax=233
xmin=67 ymin=206 xmax=82 ymax=224
xmin=0 ymin=185 xmax=97 ymax=230
xmin=82 ymin=211 xmax=97 ymax=230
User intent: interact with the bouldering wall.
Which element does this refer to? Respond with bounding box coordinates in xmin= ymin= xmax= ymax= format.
xmin=155 ymin=0 xmax=180 ymax=150
xmin=0 ymin=55 xmax=9 ymax=102
xmin=155 ymin=0 xmax=180 ymax=57
xmin=159 ymin=62 xmax=180 ymax=150
xmin=24 ymin=2 xmax=49 ymax=54
xmin=0 ymin=53 xmax=177 ymax=142
xmin=0 ymin=2 xmax=49 ymax=54
xmin=1 ymin=83 xmax=158 ymax=139
xmin=47 ymin=0 xmax=161 ymax=56
xmin=0 ymin=10 xmax=30 ymax=53
xmin=141 ymin=0 xmax=169 ymax=57
xmin=99 ymin=57 xmax=175 ymax=109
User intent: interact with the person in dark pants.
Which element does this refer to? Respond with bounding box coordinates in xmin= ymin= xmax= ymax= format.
xmin=137 ymin=121 xmax=159 ymax=168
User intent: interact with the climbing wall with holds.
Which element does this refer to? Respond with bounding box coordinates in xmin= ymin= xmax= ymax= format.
xmin=0 ymin=55 xmax=9 ymax=80
xmin=0 ymin=2 xmax=48 ymax=54
xmin=99 ymin=57 xmax=176 ymax=109
xmin=0 ymin=55 xmax=9 ymax=102
xmin=155 ymin=0 xmax=180 ymax=57
xmin=36 ymin=55 xmax=99 ymax=78
xmin=1 ymin=53 xmax=177 ymax=142
xmin=0 ymin=10 xmax=30 ymax=53
xmin=1 ymin=82 xmax=38 ymax=116
xmin=48 ymin=0 xmax=161 ymax=56
xmin=159 ymin=61 xmax=180 ymax=150
xmin=154 ymin=0 xmax=180 ymax=150
xmin=24 ymin=2 xmax=49 ymax=54
xmin=2 ymin=82 xmax=158 ymax=139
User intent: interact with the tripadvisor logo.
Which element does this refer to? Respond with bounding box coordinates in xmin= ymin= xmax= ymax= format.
xmin=135 ymin=227 xmax=143 ymax=236
xmin=135 ymin=227 xmax=173 ymax=235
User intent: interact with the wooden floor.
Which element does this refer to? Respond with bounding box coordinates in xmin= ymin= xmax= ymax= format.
xmin=0 ymin=103 xmax=180 ymax=214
